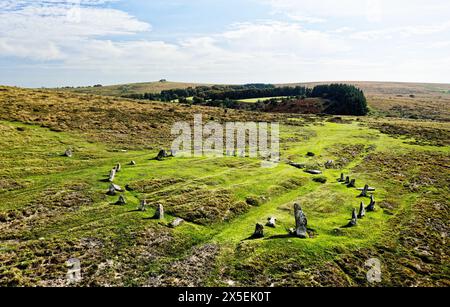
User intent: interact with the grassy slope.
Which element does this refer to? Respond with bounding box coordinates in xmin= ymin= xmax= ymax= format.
xmin=0 ymin=87 xmax=449 ymax=287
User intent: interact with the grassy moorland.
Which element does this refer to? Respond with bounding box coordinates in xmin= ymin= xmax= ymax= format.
xmin=0 ymin=86 xmax=448 ymax=287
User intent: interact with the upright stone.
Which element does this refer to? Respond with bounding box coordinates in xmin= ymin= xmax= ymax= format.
xmin=347 ymin=179 xmax=356 ymax=188
xmin=345 ymin=176 xmax=350 ymax=184
xmin=358 ymin=201 xmax=366 ymax=218
xmin=153 ymin=203 xmax=164 ymax=219
xmin=338 ymin=173 xmax=345 ymax=182
xmin=347 ymin=208 xmax=358 ymax=227
xmin=266 ymin=217 xmax=276 ymax=228
xmin=366 ymin=195 xmax=376 ymax=212
xmin=291 ymin=203 xmax=308 ymax=238
xmin=252 ymin=223 xmax=264 ymax=238
xmin=108 ymin=168 xmax=116 ymax=182
xmin=359 ymin=184 xmax=369 ymax=197
xmin=115 ymin=163 xmax=121 ymax=172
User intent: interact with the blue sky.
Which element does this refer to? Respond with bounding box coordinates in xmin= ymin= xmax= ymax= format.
xmin=1 ymin=0 xmax=450 ymax=87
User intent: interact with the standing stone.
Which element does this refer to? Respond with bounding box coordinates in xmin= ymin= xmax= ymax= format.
xmin=129 ymin=160 xmax=136 ymax=166
xmin=366 ymin=195 xmax=376 ymax=212
xmin=345 ymin=176 xmax=350 ymax=184
xmin=347 ymin=179 xmax=356 ymax=188
xmin=116 ymin=195 xmax=126 ymax=205
xmin=108 ymin=168 xmax=116 ymax=182
xmin=156 ymin=150 xmax=167 ymax=161
xmin=153 ymin=203 xmax=164 ymax=220
xmin=252 ymin=223 xmax=264 ymax=238
xmin=169 ymin=218 xmax=185 ymax=228
xmin=359 ymin=184 xmax=369 ymax=197
xmin=347 ymin=208 xmax=358 ymax=227
xmin=291 ymin=203 xmax=308 ymax=238
xmin=115 ymin=163 xmax=121 ymax=172
xmin=266 ymin=217 xmax=276 ymax=228
xmin=138 ymin=199 xmax=147 ymax=211
xmin=358 ymin=201 xmax=366 ymax=218
xmin=338 ymin=173 xmax=345 ymax=182
xmin=64 ymin=149 xmax=73 ymax=158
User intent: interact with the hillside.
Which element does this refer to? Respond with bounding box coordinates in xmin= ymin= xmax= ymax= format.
xmin=0 ymin=86 xmax=449 ymax=287
xmin=55 ymin=81 xmax=450 ymax=121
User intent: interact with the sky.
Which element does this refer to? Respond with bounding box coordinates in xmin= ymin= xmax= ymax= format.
xmin=1 ymin=0 xmax=450 ymax=87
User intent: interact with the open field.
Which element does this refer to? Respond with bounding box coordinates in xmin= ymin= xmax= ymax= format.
xmin=0 ymin=86 xmax=449 ymax=286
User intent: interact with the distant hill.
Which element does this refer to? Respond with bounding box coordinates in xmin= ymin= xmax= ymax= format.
xmin=53 ymin=80 xmax=450 ymax=121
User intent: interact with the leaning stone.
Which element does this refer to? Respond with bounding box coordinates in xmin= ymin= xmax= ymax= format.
xmin=153 ymin=203 xmax=164 ymax=220
xmin=359 ymin=184 xmax=369 ymax=197
xmin=290 ymin=203 xmax=308 ymax=238
xmin=116 ymin=195 xmax=126 ymax=205
xmin=305 ymin=169 xmax=322 ymax=175
xmin=252 ymin=223 xmax=264 ymax=238
xmin=108 ymin=168 xmax=116 ymax=182
xmin=129 ymin=160 xmax=136 ymax=166
xmin=137 ymin=199 xmax=147 ymax=211
xmin=358 ymin=201 xmax=366 ymax=218
xmin=64 ymin=149 xmax=73 ymax=158
xmin=347 ymin=208 xmax=358 ymax=227
xmin=347 ymin=179 xmax=356 ymax=188
xmin=366 ymin=195 xmax=376 ymax=212
xmin=266 ymin=217 xmax=276 ymax=228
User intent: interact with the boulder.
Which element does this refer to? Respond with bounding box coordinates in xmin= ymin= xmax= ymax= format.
xmin=266 ymin=217 xmax=276 ymax=228
xmin=358 ymin=201 xmax=366 ymax=218
xmin=252 ymin=223 xmax=264 ymax=238
xmin=291 ymin=203 xmax=308 ymax=238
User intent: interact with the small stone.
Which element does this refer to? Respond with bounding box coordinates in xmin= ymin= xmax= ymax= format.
xmin=106 ymin=184 xmax=116 ymax=196
xmin=64 ymin=149 xmax=73 ymax=158
xmin=252 ymin=223 xmax=264 ymax=238
xmin=169 ymin=218 xmax=184 ymax=228
xmin=359 ymin=184 xmax=370 ymax=197
xmin=156 ymin=149 xmax=167 ymax=161
xmin=325 ymin=160 xmax=334 ymax=169
xmin=266 ymin=217 xmax=276 ymax=228
xmin=137 ymin=199 xmax=147 ymax=211
xmin=305 ymin=169 xmax=322 ymax=175
xmin=111 ymin=183 xmax=123 ymax=192
xmin=116 ymin=195 xmax=126 ymax=205
xmin=288 ymin=161 xmax=306 ymax=169
xmin=129 ymin=160 xmax=136 ymax=166
xmin=115 ymin=163 xmax=121 ymax=172
xmin=306 ymin=152 xmax=315 ymax=157
xmin=338 ymin=173 xmax=345 ymax=182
